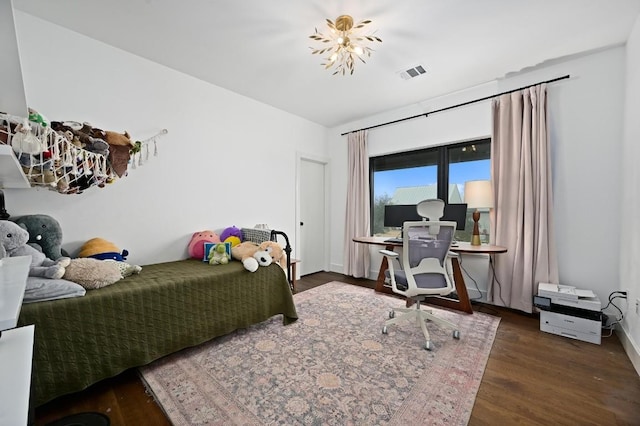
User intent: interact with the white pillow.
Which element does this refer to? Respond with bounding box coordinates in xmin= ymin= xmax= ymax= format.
xmin=23 ymin=277 xmax=86 ymax=304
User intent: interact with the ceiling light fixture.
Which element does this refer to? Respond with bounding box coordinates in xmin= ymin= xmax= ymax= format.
xmin=309 ymin=14 xmax=382 ymax=76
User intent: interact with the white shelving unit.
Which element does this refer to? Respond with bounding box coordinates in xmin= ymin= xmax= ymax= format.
xmin=0 ymin=144 xmax=30 ymax=188
xmin=0 ymin=325 xmax=35 ymax=426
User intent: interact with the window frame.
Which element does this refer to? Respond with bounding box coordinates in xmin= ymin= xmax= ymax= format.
xmin=368 ymin=137 xmax=491 ymax=235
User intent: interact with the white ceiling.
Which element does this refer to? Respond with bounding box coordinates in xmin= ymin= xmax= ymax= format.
xmin=13 ymin=0 xmax=640 ymax=128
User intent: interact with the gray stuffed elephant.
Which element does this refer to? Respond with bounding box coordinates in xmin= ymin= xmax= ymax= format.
xmin=0 ymin=220 xmax=70 ymax=279
xmin=13 ymin=214 xmax=67 ymax=260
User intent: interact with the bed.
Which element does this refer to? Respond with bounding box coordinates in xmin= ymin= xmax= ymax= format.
xmin=17 ymin=258 xmax=298 ymax=407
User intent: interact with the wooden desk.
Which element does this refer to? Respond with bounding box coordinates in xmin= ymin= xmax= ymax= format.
xmin=352 ymin=236 xmax=507 ymax=314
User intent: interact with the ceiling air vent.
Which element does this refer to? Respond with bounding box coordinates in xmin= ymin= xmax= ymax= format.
xmin=399 ymin=65 xmax=427 ymax=80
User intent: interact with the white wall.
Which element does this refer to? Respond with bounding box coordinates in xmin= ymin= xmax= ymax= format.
xmin=3 ymin=12 xmax=327 ymax=266
xmin=329 ymin=47 xmax=626 ymax=307
xmin=0 ymin=0 xmax=27 ymax=116
xmin=621 ymin=15 xmax=640 ymax=374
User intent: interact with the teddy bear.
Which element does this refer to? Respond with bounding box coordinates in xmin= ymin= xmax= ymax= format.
xmin=231 ymin=241 xmax=275 ymax=272
xmin=257 ymin=241 xmax=287 ymax=270
xmin=0 ymin=220 xmax=70 ymax=279
xmin=13 ymin=214 xmax=67 ymax=260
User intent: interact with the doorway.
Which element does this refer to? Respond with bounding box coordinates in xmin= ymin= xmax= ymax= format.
xmin=297 ymin=155 xmax=329 ymax=276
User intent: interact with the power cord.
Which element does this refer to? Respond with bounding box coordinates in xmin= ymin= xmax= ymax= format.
xmin=489 ymin=256 xmax=508 ymax=306
xmin=601 ymin=291 xmax=627 ymax=337
xmin=457 ymin=256 xmax=483 ymax=301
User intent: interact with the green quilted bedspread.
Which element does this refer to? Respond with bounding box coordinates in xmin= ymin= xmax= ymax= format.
xmin=18 ymin=259 xmax=298 ymax=407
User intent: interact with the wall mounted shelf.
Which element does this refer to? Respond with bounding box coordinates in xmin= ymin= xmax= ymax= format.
xmin=0 ymin=144 xmax=30 ymax=189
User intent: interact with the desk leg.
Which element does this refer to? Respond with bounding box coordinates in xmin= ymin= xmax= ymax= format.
xmin=426 ymin=257 xmax=473 ymax=314
xmin=374 ymin=245 xmax=395 ymax=295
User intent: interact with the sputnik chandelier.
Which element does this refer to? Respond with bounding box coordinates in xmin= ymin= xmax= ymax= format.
xmin=309 ymin=14 xmax=382 ymax=76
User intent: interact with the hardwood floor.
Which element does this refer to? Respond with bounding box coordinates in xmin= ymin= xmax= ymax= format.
xmin=35 ymin=272 xmax=640 ymax=425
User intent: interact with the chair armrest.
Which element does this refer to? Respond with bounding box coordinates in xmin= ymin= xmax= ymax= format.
xmin=379 ymin=249 xmax=399 ymax=258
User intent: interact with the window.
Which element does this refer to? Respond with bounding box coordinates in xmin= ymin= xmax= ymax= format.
xmin=370 ymin=138 xmax=491 ymax=241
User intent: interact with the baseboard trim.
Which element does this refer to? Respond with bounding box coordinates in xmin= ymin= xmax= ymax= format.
xmin=617 ymin=326 xmax=640 ymax=377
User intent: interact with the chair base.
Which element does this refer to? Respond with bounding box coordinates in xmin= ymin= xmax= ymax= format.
xmin=382 ymin=300 xmax=460 ymax=350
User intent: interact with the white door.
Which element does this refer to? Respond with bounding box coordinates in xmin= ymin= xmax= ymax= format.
xmin=299 ymin=158 xmax=326 ymax=276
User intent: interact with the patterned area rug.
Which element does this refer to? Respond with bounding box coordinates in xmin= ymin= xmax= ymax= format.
xmin=139 ymin=281 xmax=500 ymax=425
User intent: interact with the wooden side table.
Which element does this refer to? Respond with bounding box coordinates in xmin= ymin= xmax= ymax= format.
xmin=290 ymin=259 xmax=300 ymax=291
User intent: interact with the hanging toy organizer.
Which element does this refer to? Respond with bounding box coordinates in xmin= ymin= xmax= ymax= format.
xmin=0 ymin=112 xmax=166 ymax=194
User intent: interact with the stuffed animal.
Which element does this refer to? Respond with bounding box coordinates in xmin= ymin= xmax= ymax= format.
xmin=84 ymin=136 xmax=110 ymax=157
xmin=63 ymin=258 xmax=122 ymax=289
xmin=258 ymin=241 xmax=287 ymax=270
xmin=105 ymin=130 xmax=133 ymax=146
xmin=0 ymin=220 xmax=70 ymax=279
xmin=13 ymin=214 xmax=66 ymax=260
xmin=78 ymin=237 xmax=129 ymax=261
xmin=28 ymin=108 xmax=48 ymax=127
xmin=231 ymin=241 xmax=274 ymax=272
xmin=207 ymin=243 xmax=230 ymax=265
xmin=107 ymin=260 xmax=142 ymax=278
xmin=220 ymin=226 xmax=242 ymax=242
xmin=187 ymin=230 xmax=220 ymax=260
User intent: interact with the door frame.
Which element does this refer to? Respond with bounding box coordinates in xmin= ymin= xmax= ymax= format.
xmin=296 ymin=152 xmax=330 ymax=276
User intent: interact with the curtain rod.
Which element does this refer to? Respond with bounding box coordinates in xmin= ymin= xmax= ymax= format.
xmin=341 ymin=74 xmax=570 ymax=136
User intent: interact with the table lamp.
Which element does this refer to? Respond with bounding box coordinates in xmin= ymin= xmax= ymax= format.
xmin=464 ymin=180 xmax=493 ymax=246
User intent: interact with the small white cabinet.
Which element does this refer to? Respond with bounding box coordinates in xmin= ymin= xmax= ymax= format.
xmin=0 ymin=325 xmax=35 ymax=426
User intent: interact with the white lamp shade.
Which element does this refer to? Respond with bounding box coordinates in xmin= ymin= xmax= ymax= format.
xmin=464 ymin=180 xmax=494 ymax=209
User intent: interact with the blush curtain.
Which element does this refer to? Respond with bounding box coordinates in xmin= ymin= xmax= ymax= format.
xmin=490 ymin=84 xmax=559 ymax=313
xmin=343 ymin=130 xmax=370 ymax=278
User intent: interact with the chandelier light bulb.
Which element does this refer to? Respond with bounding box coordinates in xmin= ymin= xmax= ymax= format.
xmin=353 ymin=46 xmax=364 ymax=55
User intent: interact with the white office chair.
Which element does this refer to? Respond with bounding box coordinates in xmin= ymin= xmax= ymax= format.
xmin=416 ymin=198 xmax=444 ymax=221
xmin=380 ymin=220 xmax=460 ymax=350
xmin=416 ymin=198 xmax=458 ymax=288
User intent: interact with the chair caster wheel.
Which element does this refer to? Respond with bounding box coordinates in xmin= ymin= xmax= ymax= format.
xmin=388 ymin=310 xmax=395 ymax=319
xmin=453 ymin=330 xmax=460 ymax=339
xmin=424 ymin=340 xmax=433 ymax=351
xmin=382 ymin=326 xmax=388 ymax=334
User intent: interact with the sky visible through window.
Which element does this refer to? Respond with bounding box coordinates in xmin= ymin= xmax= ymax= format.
xmin=374 ymin=159 xmax=490 ymax=199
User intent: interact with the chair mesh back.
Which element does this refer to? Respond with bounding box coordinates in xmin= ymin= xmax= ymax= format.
xmin=406 ymin=223 xmax=453 ymax=269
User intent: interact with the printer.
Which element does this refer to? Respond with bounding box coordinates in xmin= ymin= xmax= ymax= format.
xmin=534 ymin=283 xmax=602 ymax=344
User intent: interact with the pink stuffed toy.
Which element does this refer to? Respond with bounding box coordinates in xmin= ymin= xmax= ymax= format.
xmin=187 ymin=230 xmax=220 ymax=260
